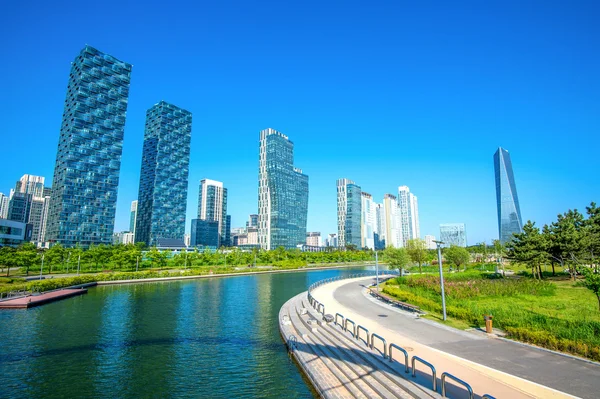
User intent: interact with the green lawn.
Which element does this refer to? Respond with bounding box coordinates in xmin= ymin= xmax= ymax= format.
xmin=383 ymin=272 xmax=600 ymax=361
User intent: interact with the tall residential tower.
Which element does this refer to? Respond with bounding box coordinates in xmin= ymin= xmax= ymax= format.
xmin=46 ymin=46 xmax=132 ymax=247
xmin=397 ymin=186 xmax=420 ymax=245
xmin=494 ymin=147 xmax=523 ymax=243
xmin=258 ymin=128 xmax=308 ymax=250
xmin=135 ymin=101 xmax=192 ymax=246
xmin=197 ymin=179 xmax=228 ymax=247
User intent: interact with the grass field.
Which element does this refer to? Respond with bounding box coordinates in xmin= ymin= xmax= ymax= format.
xmin=383 ymin=271 xmax=600 ymax=361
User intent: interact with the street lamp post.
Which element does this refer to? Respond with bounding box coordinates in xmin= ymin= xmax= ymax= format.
xmin=375 ymin=251 xmax=379 ymax=291
xmin=433 ymin=240 xmax=447 ymax=321
xmin=136 ymin=256 xmax=139 ymax=272
xmin=39 ymin=253 xmax=44 ymax=280
xmin=77 ymin=254 xmax=81 ymax=275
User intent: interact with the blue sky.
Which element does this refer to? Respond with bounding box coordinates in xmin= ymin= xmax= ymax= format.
xmin=1 ymin=1 xmax=598 ymax=245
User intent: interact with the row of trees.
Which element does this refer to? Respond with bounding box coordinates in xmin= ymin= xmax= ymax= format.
xmin=507 ymin=202 xmax=600 ymax=309
xmin=383 ymin=239 xmax=472 ymax=274
xmin=0 ymin=243 xmax=376 ymax=277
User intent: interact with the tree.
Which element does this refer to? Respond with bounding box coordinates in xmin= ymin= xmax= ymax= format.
xmin=506 ymin=221 xmax=546 ymax=279
xmin=584 ymin=202 xmax=600 ymax=271
xmin=406 ymin=239 xmax=427 ymax=273
xmin=384 ymin=247 xmax=410 ymax=275
xmin=0 ymin=246 xmax=17 ymax=277
xmin=147 ymin=247 xmax=167 ymax=268
xmin=46 ymin=244 xmax=65 ymax=274
xmin=443 ymin=245 xmax=471 ymax=271
xmin=16 ymin=243 xmax=38 ymax=276
xmin=582 ymin=268 xmax=600 ymax=311
xmin=544 ymin=210 xmax=585 ymax=280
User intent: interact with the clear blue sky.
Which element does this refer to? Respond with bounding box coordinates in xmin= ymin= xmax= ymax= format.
xmin=1 ymin=1 xmax=599 ymax=245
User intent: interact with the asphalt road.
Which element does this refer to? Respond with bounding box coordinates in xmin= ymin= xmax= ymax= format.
xmin=334 ymin=278 xmax=600 ymax=399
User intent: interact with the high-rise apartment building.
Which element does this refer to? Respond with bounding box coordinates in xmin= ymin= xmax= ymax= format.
xmin=197 ymin=179 xmax=228 ymax=247
xmin=337 ymin=179 xmax=362 ymax=248
xmin=494 ymin=147 xmax=523 ymax=244
xmin=383 ymin=194 xmax=402 ymax=248
xmin=135 ymin=101 xmax=192 ymax=246
xmin=440 ymin=223 xmax=467 ymax=247
xmin=130 ymin=200 xmax=138 ymax=237
xmin=258 ymin=128 xmax=308 ymax=250
xmin=424 ymin=235 xmax=436 ymax=250
xmin=8 ymin=175 xmax=51 ymax=246
xmin=326 ymin=233 xmax=338 ymax=248
xmin=46 ymin=46 xmax=132 ymax=247
xmin=0 ymin=193 xmax=9 ymax=219
xmin=374 ymin=203 xmax=386 ymax=250
xmin=397 ymin=186 xmax=420 ymax=246
xmin=337 ymin=178 xmax=354 ymax=247
xmin=361 ymin=192 xmax=376 ymax=250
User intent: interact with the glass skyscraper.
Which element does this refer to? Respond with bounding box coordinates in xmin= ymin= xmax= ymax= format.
xmin=258 ymin=128 xmax=308 ymax=250
xmin=494 ymin=147 xmax=523 ymax=243
xmin=135 ymin=101 xmax=192 ymax=247
xmin=46 ymin=46 xmax=132 ymax=247
xmin=345 ymin=183 xmax=362 ymax=248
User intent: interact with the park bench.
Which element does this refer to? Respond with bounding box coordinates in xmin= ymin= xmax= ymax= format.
xmin=368 ymin=287 xmax=424 ymax=314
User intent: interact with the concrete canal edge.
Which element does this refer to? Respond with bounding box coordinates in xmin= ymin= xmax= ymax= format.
xmin=278 ymin=290 xmax=440 ymax=399
xmin=95 ymin=264 xmax=367 ymax=286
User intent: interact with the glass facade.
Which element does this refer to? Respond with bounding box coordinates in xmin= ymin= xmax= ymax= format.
xmin=345 ymin=183 xmax=362 ymax=248
xmin=129 ymin=200 xmax=137 ymax=236
xmin=191 ymin=219 xmax=219 ymax=247
xmin=494 ymin=147 xmax=523 ymax=244
xmin=135 ymin=101 xmax=192 ymax=247
xmin=439 ymin=223 xmax=467 ymax=247
xmin=46 ymin=46 xmax=132 ymax=247
xmin=258 ymin=128 xmax=308 ymax=250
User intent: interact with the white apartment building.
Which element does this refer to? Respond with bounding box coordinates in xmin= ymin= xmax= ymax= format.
xmin=0 ymin=193 xmax=8 ymax=219
xmin=361 ymin=192 xmax=376 ymax=250
xmin=424 ymin=235 xmax=436 ymax=250
xmin=398 ymin=186 xmax=420 ymax=246
xmin=383 ymin=194 xmax=402 ymax=248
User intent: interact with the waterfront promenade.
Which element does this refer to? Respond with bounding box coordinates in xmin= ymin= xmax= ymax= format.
xmin=311 ymin=276 xmax=600 ymax=399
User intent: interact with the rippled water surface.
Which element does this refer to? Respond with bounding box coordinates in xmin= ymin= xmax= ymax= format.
xmin=0 ymin=267 xmax=370 ymax=398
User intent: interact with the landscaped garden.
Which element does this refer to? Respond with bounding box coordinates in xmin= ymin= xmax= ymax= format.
xmin=383 ymin=271 xmax=600 ymax=361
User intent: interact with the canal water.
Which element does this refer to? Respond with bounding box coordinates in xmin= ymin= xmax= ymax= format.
xmin=0 ymin=266 xmax=373 ymax=398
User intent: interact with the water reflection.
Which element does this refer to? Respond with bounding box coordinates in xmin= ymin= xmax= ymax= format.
xmin=0 ymin=266 xmax=373 ymax=398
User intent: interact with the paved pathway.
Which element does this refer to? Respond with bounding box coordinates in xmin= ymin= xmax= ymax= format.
xmin=313 ymin=276 xmax=600 ymax=399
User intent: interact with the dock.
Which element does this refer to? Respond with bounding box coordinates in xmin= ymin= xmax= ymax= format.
xmin=0 ymin=288 xmax=87 ymax=309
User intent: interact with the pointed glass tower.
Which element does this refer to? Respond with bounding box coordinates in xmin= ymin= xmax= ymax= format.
xmin=494 ymin=147 xmax=523 ymax=243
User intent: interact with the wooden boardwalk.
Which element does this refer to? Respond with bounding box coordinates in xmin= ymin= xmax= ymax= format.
xmin=0 ymin=289 xmax=87 ymax=309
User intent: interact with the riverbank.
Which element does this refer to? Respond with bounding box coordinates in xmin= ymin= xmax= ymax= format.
xmin=312 ymin=276 xmax=595 ymax=398
xmin=0 ymin=262 xmax=374 ymax=294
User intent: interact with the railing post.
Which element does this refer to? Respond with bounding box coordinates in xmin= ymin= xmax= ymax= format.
xmin=389 ymin=344 xmax=409 ymax=373
xmin=412 ymin=356 xmax=437 ymax=391
xmin=441 ymin=372 xmax=473 ymax=399
xmin=370 ymin=333 xmax=387 ymax=358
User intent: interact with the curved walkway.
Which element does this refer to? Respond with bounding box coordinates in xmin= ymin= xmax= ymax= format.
xmin=312 ymin=276 xmax=600 ymax=399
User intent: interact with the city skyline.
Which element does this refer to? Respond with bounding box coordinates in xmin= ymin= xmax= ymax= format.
xmin=2 ymin=2 xmax=599 ymax=245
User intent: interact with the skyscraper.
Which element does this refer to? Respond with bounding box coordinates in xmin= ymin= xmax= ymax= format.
xmin=440 ymin=223 xmax=467 ymax=247
xmin=397 ymin=185 xmax=420 ymax=246
xmin=361 ymin=192 xmax=376 ymax=250
xmin=46 ymin=46 xmax=132 ymax=247
xmin=494 ymin=147 xmax=523 ymax=243
xmin=135 ymin=101 xmax=192 ymax=246
xmin=383 ymin=194 xmax=402 ymax=248
xmin=130 ymin=200 xmax=138 ymax=237
xmin=336 ymin=178 xmax=355 ymax=247
xmin=197 ymin=179 xmax=228 ymax=247
xmin=374 ymin=202 xmax=386 ymax=249
xmin=258 ymin=128 xmax=308 ymax=250
xmin=8 ymin=175 xmax=51 ymax=246
xmin=0 ymin=193 xmax=9 ymax=219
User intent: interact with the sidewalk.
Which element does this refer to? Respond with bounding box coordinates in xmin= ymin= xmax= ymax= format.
xmin=312 ymin=276 xmax=600 ymax=399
